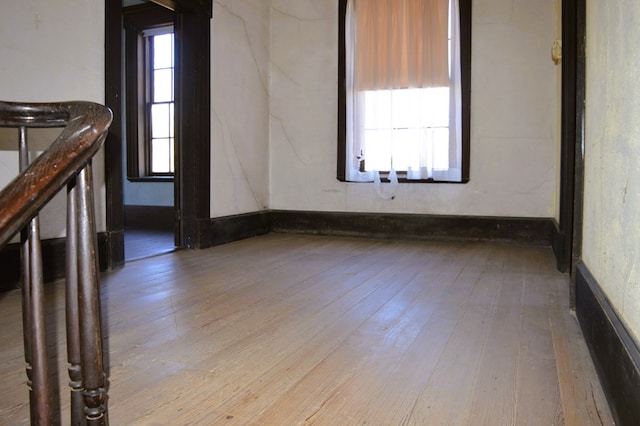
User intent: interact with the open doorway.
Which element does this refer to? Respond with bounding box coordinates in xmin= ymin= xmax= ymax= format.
xmin=122 ymin=1 xmax=177 ymax=261
xmin=104 ymin=0 xmax=213 ymax=268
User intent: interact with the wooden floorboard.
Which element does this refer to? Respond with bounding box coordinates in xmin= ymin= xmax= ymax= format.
xmin=0 ymin=234 xmax=613 ymax=425
xmin=124 ymin=228 xmax=175 ymax=262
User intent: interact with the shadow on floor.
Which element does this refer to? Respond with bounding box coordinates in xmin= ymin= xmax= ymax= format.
xmin=124 ymin=228 xmax=176 ymax=261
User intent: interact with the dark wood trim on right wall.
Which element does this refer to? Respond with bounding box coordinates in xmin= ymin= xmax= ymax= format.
xmin=555 ymin=0 xmax=577 ymax=273
xmin=576 ymin=262 xmax=640 ymax=426
xmin=556 ymin=0 xmax=587 ymax=297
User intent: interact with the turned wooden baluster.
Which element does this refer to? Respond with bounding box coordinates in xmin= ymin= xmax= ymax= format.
xmin=66 ymin=176 xmax=85 ymax=425
xmin=76 ymin=162 xmax=108 ymax=425
xmin=67 ymin=163 xmax=108 ymax=425
xmin=18 ymin=126 xmax=35 ymax=423
xmin=19 ymin=126 xmax=54 ymax=425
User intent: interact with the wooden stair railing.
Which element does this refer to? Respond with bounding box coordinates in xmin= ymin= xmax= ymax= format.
xmin=0 ymin=101 xmax=113 ymax=425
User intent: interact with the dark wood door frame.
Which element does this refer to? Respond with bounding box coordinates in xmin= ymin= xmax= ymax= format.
xmin=570 ymin=0 xmax=587 ymax=303
xmin=555 ymin=0 xmax=586 ymax=303
xmin=103 ymin=0 xmax=212 ymax=268
xmin=104 ymin=0 xmax=125 ymax=269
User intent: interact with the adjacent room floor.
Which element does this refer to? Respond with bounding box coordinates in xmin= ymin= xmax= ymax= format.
xmin=124 ymin=228 xmax=175 ymax=261
xmin=0 ymin=234 xmax=613 ymax=424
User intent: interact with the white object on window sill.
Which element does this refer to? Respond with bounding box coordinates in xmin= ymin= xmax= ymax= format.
xmin=374 ymin=169 xmax=398 ymax=200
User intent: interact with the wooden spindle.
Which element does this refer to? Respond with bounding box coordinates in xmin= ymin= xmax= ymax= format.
xmin=76 ymin=163 xmax=108 ymax=425
xmin=66 ymin=177 xmax=86 ymax=425
xmin=18 ymin=125 xmax=53 ymax=424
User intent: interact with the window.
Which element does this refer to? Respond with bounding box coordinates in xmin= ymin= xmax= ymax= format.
xmin=146 ymin=29 xmax=175 ymax=174
xmin=338 ymin=0 xmax=471 ymax=183
xmin=124 ymin=4 xmax=176 ymax=180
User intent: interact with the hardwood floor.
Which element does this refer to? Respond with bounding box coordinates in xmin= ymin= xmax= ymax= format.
xmin=0 ymin=234 xmax=613 ymax=425
xmin=124 ymin=229 xmax=176 ymax=261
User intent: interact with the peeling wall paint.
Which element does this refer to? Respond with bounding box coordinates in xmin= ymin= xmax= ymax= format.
xmin=583 ymin=0 xmax=640 ymax=342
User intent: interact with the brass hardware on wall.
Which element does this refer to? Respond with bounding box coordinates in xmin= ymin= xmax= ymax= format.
xmin=552 ymin=39 xmax=562 ymax=65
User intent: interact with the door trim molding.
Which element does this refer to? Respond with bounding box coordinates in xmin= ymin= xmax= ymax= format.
xmin=103 ymin=0 xmax=212 ymax=268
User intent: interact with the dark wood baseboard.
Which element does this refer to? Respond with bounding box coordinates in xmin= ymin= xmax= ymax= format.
xmin=209 ymin=211 xmax=271 ymax=247
xmin=1 ymin=210 xmax=555 ymax=291
xmin=271 ymin=210 xmax=554 ymax=246
xmin=0 ymin=232 xmax=112 ymax=291
xmin=124 ymin=205 xmax=175 ymax=231
xmin=576 ymin=262 xmax=640 ymax=426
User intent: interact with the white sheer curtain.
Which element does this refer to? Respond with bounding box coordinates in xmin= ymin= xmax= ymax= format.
xmin=446 ymin=0 xmax=462 ymax=181
xmin=345 ymin=0 xmax=462 ymax=182
xmin=345 ymin=1 xmax=375 ymax=182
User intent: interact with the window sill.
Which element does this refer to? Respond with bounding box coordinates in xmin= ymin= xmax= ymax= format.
xmin=127 ymin=175 xmax=174 ymax=183
xmin=376 ymin=171 xmax=469 ymax=184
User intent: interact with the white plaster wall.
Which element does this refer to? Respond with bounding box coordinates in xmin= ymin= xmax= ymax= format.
xmin=0 ymin=0 xmax=105 ymax=238
xmin=269 ymin=0 xmax=559 ymax=217
xmin=210 ymin=0 xmax=270 ymax=217
xmin=582 ymin=0 xmax=640 ymax=342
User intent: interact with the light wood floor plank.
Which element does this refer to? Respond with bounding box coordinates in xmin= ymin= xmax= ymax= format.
xmin=251 ymin=256 xmax=458 ymax=424
xmin=548 ymin=289 xmax=613 ymax=426
xmin=402 ymin=271 xmax=504 ymax=425
xmin=514 ymin=275 xmax=564 ymax=425
xmin=458 ymin=270 xmax=524 ymax=425
xmin=158 ymin=242 xmax=433 ymax=423
xmin=0 ymin=234 xmax=614 ymax=425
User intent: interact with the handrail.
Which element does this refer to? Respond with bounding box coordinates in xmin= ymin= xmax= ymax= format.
xmin=0 ymin=100 xmax=113 ymax=425
xmin=0 ymin=101 xmax=112 ymax=247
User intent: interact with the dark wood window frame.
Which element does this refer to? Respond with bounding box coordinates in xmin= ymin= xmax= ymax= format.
xmin=337 ymin=0 xmax=472 ymax=184
xmin=124 ymin=3 xmax=176 ymax=182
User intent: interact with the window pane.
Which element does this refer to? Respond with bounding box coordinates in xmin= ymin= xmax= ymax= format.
xmin=153 ymin=69 xmax=173 ymax=102
xmin=169 ymin=138 xmax=175 ymax=172
xmin=153 ymin=33 xmax=173 ymax=69
xmin=431 ymin=127 xmax=450 ymax=170
xmin=362 ymin=87 xmax=450 ymax=172
xmin=169 ymin=103 xmax=175 ymax=137
xmin=151 ymin=103 xmax=171 ymax=138
xmin=390 ymin=90 xmax=413 ymax=129
xmin=364 ymin=90 xmax=392 ymax=129
xmin=391 ymin=128 xmax=419 ymax=170
xmin=364 ymin=128 xmax=392 ymax=170
xmin=151 ymin=138 xmax=172 ymax=173
xmin=423 ymin=88 xmax=450 ymax=127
